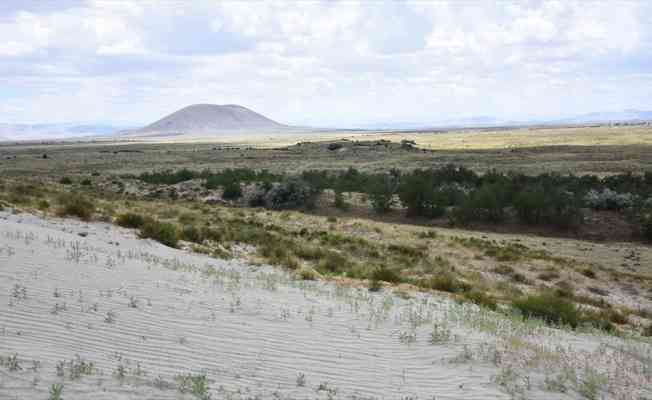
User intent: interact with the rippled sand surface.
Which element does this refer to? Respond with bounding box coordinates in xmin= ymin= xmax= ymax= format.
xmin=1 ymin=212 xmax=650 ymax=399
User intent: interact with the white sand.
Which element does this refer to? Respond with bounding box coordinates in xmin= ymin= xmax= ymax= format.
xmin=0 ymin=211 xmax=650 ymax=399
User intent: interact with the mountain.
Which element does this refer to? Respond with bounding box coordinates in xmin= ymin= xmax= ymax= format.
xmin=123 ymin=104 xmax=286 ymax=137
xmin=0 ymin=123 xmax=123 ymax=141
xmin=554 ymin=109 xmax=652 ymax=125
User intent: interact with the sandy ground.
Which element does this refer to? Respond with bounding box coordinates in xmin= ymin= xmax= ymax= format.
xmin=1 ymin=212 xmax=651 ymax=399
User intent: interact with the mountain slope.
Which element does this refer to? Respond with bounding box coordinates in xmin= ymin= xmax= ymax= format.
xmin=126 ymin=104 xmax=285 ymax=137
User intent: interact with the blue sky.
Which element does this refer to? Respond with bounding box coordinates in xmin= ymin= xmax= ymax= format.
xmin=1 ymin=0 xmax=651 ymax=126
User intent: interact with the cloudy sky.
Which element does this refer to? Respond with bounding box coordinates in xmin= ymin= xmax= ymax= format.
xmin=1 ymin=0 xmax=651 ymax=127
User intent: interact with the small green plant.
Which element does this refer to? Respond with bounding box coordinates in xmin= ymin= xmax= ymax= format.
xmin=80 ymin=179 xmax=92 ymax=186
xmin=38 ymin=199 xmax=50 ymax=210
xmin=4 ymin=354 xmax=21 ymax=371
xmin=49 ymin=383 xmax=63 ymax=400
xmin=176 ymin=373 xmax=211 ymax=399
xmin=59 ymin=177 xmax=72 ymax=185
xmin=57 ymin=356 xmax=95 ymax=380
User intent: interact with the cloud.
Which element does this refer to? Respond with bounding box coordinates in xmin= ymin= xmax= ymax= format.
xmin=0 ymin=0 xmax=651 ymax=125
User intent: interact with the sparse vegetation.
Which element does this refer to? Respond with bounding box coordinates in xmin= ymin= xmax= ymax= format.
xmin=115 ymin=212 xmax=146 ymax=228
xmin=175 ymin=373 xmax=211 ymax=400
xmin=56 ymin=194 xmax=94 ymax=221
xmin=513 ymin=293 xmax=580 ymax=328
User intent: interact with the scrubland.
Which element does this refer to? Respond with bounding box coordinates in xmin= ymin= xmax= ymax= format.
xmin=1 ymin=125 xmax=652 ymax=399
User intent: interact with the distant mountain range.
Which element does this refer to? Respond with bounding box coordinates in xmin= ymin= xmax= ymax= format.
xmin=552 ymin=109 xmax=652 ymax=125
xmin=0 ymin=123 xmax=126 ymax=141
xmin=0 ymin=107 xmax=650 ymax=141
xmin=356 ymin=110 xmax=652 ymax=130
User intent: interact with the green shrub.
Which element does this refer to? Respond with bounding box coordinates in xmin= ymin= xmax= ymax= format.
xmin=57 ymin=194 xmax=94 ymax=221
xmin=514 ymin=187 xmax=547 ymax=225
xmin=398 ymin=172 xmax=446 ymax=218
xmin=180 ymin=225 xmax=204 ymax=243
xmin=59 ymin=177 xmax=72 ymax=185
xmin=222 ymin=181 xmax=243 ymax=200
xmin=139 ymin=218 xmax=178 ymax=248
xmin=370 ymin=265 xmax=402 ymax=283
xmin=334 ymin=190 xmax=349 ymax=210
xmin=265 ymin=178 xmax=319 ymax=210
xmin=81 ymin=179 xmax=92 ymax=186
xmin=452 ymin=183 xmax=509 ymax=224
xmin=368 ymin=173 xmax=399 ymax=214
xmin=419 ymin=273 xmax=469 ymax=293
xmin=115 ymin=213 xmax=145 ymax=228
xmin=512 ymin=292 xmax=580 ymax=328
xmin=640 ymin=212 xmax=652 ymax=241
xmin=37 ymin=199 xmax=50 ymax=210
xmin=316 ymin=251 xmax=351 ymax=274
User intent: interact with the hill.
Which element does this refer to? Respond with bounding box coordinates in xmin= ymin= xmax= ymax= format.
xmin=123 ymin=104 xmax=286 ymax=138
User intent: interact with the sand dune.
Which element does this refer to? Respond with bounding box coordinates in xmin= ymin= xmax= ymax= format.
xmin=0 ymin=212 xmax=650 ymax=399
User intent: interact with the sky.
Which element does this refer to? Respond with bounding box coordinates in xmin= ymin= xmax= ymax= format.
xmin=1 ymin=0 xmax=651 ymax=127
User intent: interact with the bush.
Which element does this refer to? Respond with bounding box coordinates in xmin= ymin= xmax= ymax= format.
xmin=247 ymin=184 xmax=268 ymax=207
xmin=59 ymin=177 xmax=72 ymax=185
xmin=222 ymin=181 xmax=243 ymax=200
xmin=57 ymin=194 xmax=94 ymax=221
xmin=638 ymin=210 xmax=652 ymax=241
xmin=81 ymin=179 xmax=92 ymax=186
xmin=370 ymin=265 xmax=402 ymax=283
xmin=180 ymin=225 xmax=204 ymax=243
xmin=584 ymin=188 xmax=635 ymax=211
xmin=115 ymin=213 xmax=145 ymax=228
xmin=368 ymin=173 xmax=399 ymax=214
xmin=334 ymin=190 xmax=349 ymax=210
xmin=419 ymin=273 xmax=469 ymax=293
xmin=398 ymin=171 xmax=446 ymax=218
xmin=513 ymin=186 xmax=547 ymax=224
xmin=453 ymin=183 xmax=509 ymax=224
xmin=264 ymin=178 xmax=319 ymax=210
xmin=139 ymin=218 xmax=178 ymax=248
xmin=512 ymin=292 xmax=580 ymax=328
xmin=37 ymin=199 xmax=50 ymax=210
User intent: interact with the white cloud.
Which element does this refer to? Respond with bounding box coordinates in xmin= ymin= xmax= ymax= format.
xmin=0 ymin=0 xmax=651 ymax=125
